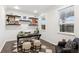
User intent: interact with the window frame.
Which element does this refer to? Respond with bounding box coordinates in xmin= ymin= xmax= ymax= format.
xmin=58 ymin=6 xmax=75 ymax=34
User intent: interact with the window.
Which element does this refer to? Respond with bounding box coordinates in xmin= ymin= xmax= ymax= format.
xmin=60 ymin=24 xmax=74 ymax=33
xmin=59 ymin=6 xmax=74 ymax=33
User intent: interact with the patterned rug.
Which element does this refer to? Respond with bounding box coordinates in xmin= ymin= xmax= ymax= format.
xmin=1 ymin=40 xmax=56 ymax=53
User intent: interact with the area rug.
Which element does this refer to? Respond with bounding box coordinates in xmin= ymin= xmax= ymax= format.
xmin=1 ymin=40 xmax=56 ymax=53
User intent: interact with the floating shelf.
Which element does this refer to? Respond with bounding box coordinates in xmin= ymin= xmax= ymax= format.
xmin=29 ymin=24 xmax=38 ymax=26
xmin=6 ymin=15 xmax=21 ymax=17
xmin=6 ymin=24 xmax=21 ymax=25
xmin=20 ymin=20 xmax=31 ymax=22
xmin=29 ymin=17 xmax=38 ymax=20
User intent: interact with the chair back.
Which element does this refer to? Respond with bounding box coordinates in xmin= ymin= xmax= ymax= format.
xmin=22 ymin=42 xmax=31 ymax=49
xmin=34 ymin=40 xmax=41 ymax=46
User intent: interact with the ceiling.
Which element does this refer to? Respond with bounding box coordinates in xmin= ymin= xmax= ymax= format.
xmin=5 ymin=5 xmax=61 ymax=15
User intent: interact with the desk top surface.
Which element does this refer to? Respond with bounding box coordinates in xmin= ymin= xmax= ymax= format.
xmin=17 ymin=33 xmax=41 ymax=38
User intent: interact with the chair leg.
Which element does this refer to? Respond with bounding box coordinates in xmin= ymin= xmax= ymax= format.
xmin=22 ymin=49 xmax=25 ymax=53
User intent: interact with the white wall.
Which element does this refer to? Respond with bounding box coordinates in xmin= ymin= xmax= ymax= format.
xmin=6 ymin=9 xmax=34 ymax=18
xmin=39 ymin=6 xmax=76 ymax=45
xmin=74 ymin=6 xmax=79 ymax=38
xmin=0 ymin=6 xmax=6 ymax=51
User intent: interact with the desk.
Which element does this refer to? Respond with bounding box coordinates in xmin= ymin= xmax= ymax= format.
xmin=17 ymin=34 xmax=41 ymax=52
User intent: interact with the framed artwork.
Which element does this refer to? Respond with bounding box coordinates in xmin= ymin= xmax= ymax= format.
xmin=20 ymin=16 xmax=27 ymax=20
xmin=41 ymin=16 xmax=47 ymax=30
xmin=41 ymin=25 xmax=46 ymax=30
xmin=23 ymin=16 xmax=27 ymax=19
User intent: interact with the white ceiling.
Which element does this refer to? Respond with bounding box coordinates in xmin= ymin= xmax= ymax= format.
xmin=5 ymin=5 xmax=61 ymax=15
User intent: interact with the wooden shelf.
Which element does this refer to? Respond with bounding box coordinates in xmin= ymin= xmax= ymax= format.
xmin=29 ymin=17 xmax=38 ymax=20
xmin=29 ymin=24 xmax=38 ymax=26
xmin=20 ymin=20 xmax=31 ymax=22
xmin=6 ymin=24 xmax=21 ymax=25
xmin=6 ymin=15 xmax=21 ymax=17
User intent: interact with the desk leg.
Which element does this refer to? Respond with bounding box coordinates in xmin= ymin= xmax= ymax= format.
xmin=38 ymin=36 xmax=40 ymax=40
xmin=78 ymin=43 xmax=79 ymax=53
xmin=17 ymin=38 xmax=19 ymax=52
